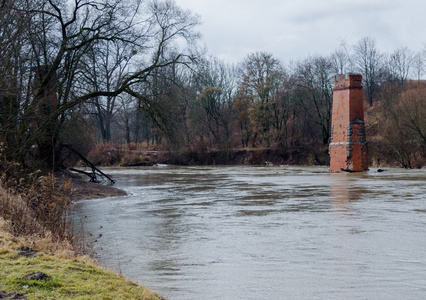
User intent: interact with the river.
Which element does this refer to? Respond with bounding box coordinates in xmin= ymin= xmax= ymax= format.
xmin=73 ymin=166 xmax=426 ymax=299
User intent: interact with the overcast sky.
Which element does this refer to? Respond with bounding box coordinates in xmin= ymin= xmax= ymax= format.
xmin=174 ymin=0 xmax=426 ymax=64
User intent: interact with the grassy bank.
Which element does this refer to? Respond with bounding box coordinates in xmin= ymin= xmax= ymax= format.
xmin=0 ymin=168 xmax=163 ymax=300
xmin=0 ymin=218 xmax=162 ymax=300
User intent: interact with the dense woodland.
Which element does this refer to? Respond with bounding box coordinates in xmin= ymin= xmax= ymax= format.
xmin=1 ymin=0 xmax=426 ymax=176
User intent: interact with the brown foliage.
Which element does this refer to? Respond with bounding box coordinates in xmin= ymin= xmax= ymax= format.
xmin=369 ymin=81 xmax=426 ymax=168
xmin=87 ymin=142 xmax=121 ymax=166
xmin=87 ymin=142 xmax=161 ymax=166
xmin=1 ymin=144 xmax=74 ymax=243
xmin=0 ymin=169 xmax=73 ymax=240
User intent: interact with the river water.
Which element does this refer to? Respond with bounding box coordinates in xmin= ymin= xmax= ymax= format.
xmin=73 ymin=166 xmax=426 ymax=299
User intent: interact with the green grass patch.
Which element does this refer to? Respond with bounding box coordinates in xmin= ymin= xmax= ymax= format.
xmin=0 ymin=244 xmax=163 ymax=299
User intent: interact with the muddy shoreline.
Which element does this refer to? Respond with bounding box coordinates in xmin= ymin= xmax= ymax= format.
xmin=57 ymin=171 xmax=127 ymax=201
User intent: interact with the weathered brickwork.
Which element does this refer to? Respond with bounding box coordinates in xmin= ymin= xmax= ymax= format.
xmin=329 ymin=74 xmax=368 ymax=172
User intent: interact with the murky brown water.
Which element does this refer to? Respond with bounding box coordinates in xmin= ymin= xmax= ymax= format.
xmin=74 ymin=166 xmax=426 ymax=299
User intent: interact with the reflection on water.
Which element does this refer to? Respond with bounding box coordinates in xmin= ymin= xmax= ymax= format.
xmin=74 ymin=166 xmax=426 ymax=300
xmin=330 ymin=173 xmax=364 ymax=213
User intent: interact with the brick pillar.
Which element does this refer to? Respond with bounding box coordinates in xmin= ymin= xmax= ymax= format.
xmin=329 ymin=74 xmax=368 ymax=172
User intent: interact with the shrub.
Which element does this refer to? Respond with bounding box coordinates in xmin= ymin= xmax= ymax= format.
xmin=87 ymin=142 xmax=121 ymax=166
xmin=0 ymin=170 xmax=73 ymax=242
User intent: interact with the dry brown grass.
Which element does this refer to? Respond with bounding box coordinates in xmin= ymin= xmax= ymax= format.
xmin=0 ymin=173 xmax=73 ymax=237
xmin=0 ymin=180 xmax=87 ymax=257
xmin=87 ymin=142 xmax=122 ymax=166
xmin=87 ymin=142 xmax=163 ymax=166
xmin=0 ymin=144 xmax=116 ymax=258
xmin=0 ymin=146 xmax=164 ymax=299
xmin=0 ymin=149 xmax=85 ymax=258
xmin=0 ymin=216 xmax=87 ymax=261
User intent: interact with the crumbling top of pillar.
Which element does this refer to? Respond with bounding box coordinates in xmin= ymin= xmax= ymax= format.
xmin=333 ymin=74 xmax=362 ymax=90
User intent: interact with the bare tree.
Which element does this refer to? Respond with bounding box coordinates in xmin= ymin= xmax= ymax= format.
xmin=352 ymin=37 xmax=384 ymax=106
xmin=386 ymin=47 xmax=414 ymax=86
xmin=381 ymin=83 xmax=426 ymax=168
xmin=191 ymin=56 xmax=238 ymax=149
xmin=291 ymin=55 xmax=334 ymax=145
xmin=2 ymin=0 xmax=201 ymax=169
xmin=411 ymin=51 xmax=425 ymax=81
xmin=236 ymin=52 xmax=286 ymax=147
xmin=331 ymin=40 xmax=353 ymax=75
xmin=81 ymin=40 xmax=136 ymax=142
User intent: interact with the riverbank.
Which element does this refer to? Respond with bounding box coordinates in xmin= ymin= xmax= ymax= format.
xmin=0 ymin=219 xmax=163 ymax=300
xmin=90 ymin=147 xmax=331 ymax=168
xmin=0 ymin=174 xmax=163 ymax=300
xmin=56 ymin=170 xmax=127 ymax=201
xmin=88 ymin=141 xmax=425 ymax=169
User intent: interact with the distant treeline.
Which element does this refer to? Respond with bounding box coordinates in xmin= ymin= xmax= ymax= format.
xmin=1 ymin=1 xmax=425 ymax=174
